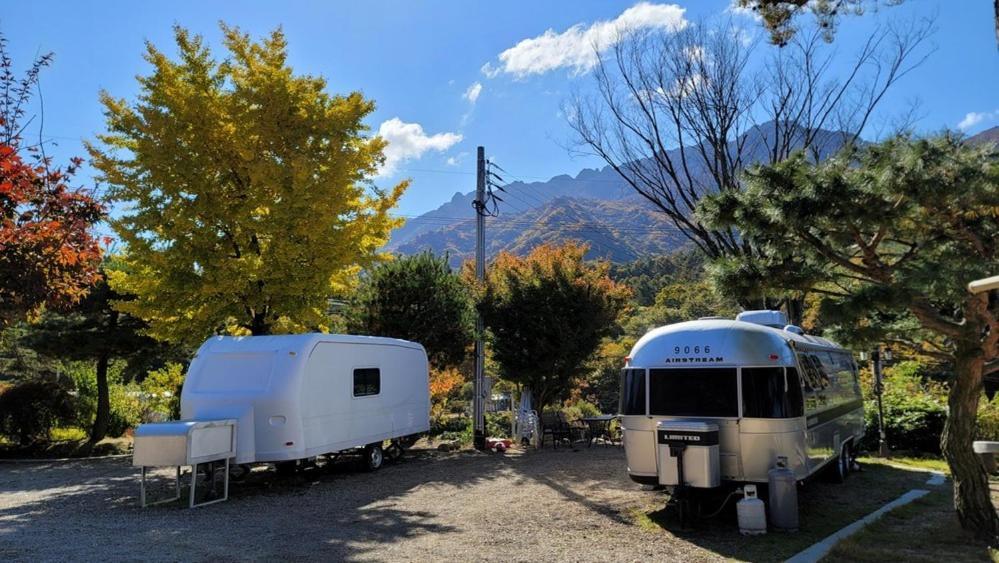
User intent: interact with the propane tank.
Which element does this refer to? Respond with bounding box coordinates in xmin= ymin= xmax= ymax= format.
xmin=737 ymin=484 xmax=767 ymax=536
xmin=768 ymin=456 xmax=799 ymax=532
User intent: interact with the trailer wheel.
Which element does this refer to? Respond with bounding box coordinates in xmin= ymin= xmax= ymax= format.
xmin=829 ymin=445 xmax=849 ymax=483
xmin=275 ymin=461 xmax=298 ymax=477
xmin=385 ymin=441 xmax=403 ymax=462
xmin=229 ymin=464 xmax=252 ymax=482
xmin=364 ymin=444 xmax=384 ymax=472
xmin=397 ymin=434 xmax=420 ymax=449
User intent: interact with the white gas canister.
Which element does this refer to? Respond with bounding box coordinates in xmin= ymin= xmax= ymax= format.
xmin=737 ymin=484 xmax=767 ymax=536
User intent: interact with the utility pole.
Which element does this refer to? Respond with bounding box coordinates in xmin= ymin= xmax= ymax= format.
xmin=473 ymin=146 xmax=487 ymax=450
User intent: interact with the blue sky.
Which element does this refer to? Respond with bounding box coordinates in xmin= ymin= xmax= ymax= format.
xmin=3 ymin=1 xmax=997 ymax=217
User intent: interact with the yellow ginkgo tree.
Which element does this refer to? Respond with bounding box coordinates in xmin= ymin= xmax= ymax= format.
xmin=88 ymin=24 xmax=406 ymax=345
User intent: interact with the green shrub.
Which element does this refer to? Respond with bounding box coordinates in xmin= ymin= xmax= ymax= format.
xmin=977 ymin=395 xmax=999 ymax=441
xmin=64 ymin=361 xmax=98 ymax=427
xmin=561 ymin=399 xmax=601 ymax=422
xmin=140 ymin=362 xmax=185 ymax=421
xmin=859 ymin=361 xmax=947 ymax=454
xmin=447 ymin=399 xmax=469 ymax=415
xmin=486 ymin=411 xmax=512 ymax=438
xmin=0 ymin=378 xmax=77 ymax=445
xmin=431 ymin=414 xmax=470 ymax=436
xmin=107 ymin=383 xmax=143 ymax=437
xmin=438 ymin=416 xmax=472 ymax=444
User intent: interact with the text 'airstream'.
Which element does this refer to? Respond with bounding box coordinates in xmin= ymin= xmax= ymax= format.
xmin=620 ymin=310 xmax=864 ymax=490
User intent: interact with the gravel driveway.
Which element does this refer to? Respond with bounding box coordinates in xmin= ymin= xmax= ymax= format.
xmin=0 ymin=446 xmax=726 ymax=562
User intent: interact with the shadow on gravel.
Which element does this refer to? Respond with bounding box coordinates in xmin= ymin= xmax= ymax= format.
xmin=0 ymin=445 xmax=640 ymax=560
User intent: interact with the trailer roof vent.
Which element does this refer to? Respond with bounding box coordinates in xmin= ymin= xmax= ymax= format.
xmin=783 ymin=324 xmax=805 ymax=335
xmin=735 ymin=310 xmax=788 ymax=328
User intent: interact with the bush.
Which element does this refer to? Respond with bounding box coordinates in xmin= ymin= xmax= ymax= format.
xmin=977 ymin=395 xmax=999 ymax=441
xmin=859 ymin=361 xmax=947 ymax=454
xmin=431 ymin=414 xmax=470 ymax=436
xmin=486 ymin=411 xmax=512 ymax=438
xmin=140 ymin=362 xmax=185 ymax=422
xmin=107 ymin=383 xmax=143 ymax=438
xmin=0 ymin=378 xmax=76 ymax=445
xmin=64 ymin=361 xmax=98 ymax=427
xmin=561 ymin=399 xmax=602 ymax=422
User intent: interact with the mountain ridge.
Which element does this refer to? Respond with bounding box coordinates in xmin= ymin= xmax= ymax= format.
xmin=390 ymin=123 xmax=985 ymax=264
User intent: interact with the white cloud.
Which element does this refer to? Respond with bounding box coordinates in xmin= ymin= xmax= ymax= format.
xmin=958 ymin=110 xmax=999 ymax=132
xmin=463 ymin=81 xmax=483 ymax=104
xmin=376 ymin=118 xmax=463 ymax=177
xmin=481 ymin=62 xmax=500 ymax=78
xmin=482 ymin=2 xmax=687 ymax=78
xmin=726 ymin=1 xmax=763 ymax=22
xmin=446 ymin=151 xmax=470 ymax=167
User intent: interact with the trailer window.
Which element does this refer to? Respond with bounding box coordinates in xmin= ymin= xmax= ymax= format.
xmin=619 ymin=369 xmax=646 ymax=415
xmin=353 ymin=368 xmax=380 ymax=397
xmin=741 ymin=367 xmax=804 ymax=418
xmin=649 ymin=368 xmax=738 ymax=417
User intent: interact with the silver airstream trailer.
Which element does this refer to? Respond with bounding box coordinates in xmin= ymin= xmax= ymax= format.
xmin=620 ymin=311 xmax=864 ymax=489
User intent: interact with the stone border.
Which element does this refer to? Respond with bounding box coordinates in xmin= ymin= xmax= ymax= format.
xmin=785 ymin=489 xmax=931 ymax=563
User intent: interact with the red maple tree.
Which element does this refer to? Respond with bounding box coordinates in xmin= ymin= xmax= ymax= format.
xmin=0 ymin=34 xmax=104 ymax=327
xmin=0 ymin=135 xmax=104 ymax=327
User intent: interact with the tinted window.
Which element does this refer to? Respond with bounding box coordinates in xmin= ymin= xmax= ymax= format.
xmin=353 ymin=368 xmax=380 ymax=397
xmin=619 ymin=369 xmax=646 ymax=415
xmin=649 ymin=368 xmax=738 ymax=417
xmin=742 ymin=367 xmax=804 ymax=418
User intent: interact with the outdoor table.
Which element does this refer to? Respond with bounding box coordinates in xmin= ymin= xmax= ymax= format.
xmin=581 ymin=415 xmax=618 ymax=447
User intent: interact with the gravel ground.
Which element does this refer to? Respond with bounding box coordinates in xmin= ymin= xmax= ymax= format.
xmin=0 ymin=446 xmax=726 ymax=562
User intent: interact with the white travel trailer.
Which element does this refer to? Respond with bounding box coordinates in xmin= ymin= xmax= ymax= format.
xmin=620 ymin=311 xmax=863 ymax=489
xmin=180 ymin=333 xmax=430 ymax=471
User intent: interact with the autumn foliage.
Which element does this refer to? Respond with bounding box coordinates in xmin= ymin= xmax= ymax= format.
xmin=0 ymin=128 xmax=103 ymax=328
xmin=429 ymin=366 xmax=464 ymax=402
xmin=90 ymin=25 xmax=405 ymax=344
xmin=478 ymin=242 xmax=631 ymax=415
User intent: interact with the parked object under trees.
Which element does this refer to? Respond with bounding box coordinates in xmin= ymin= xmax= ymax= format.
xmin=88 ymin=24 xmax=406 ymax=345
xmin=700 ymin=134 xmax=999 ymax=542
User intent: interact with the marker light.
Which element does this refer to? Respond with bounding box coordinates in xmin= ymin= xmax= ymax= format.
xmin=769 ymin=354 xmax=779 ymax=361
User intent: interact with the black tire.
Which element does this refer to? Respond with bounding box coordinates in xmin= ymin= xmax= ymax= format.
xmin=275 ymin=461 xmax=298 ymax=477
xmin=229 ymin=464 xmax=253 ymax=482
xmin=385 ymin=442 xmax=403 ymax=461
xmin=844 ymin=441 xmax=856 ymax=474
xmin=364 ymin=443 xmax=384 ymax=472
xmin=829 ymin=444 xmax=848 ymax=483
xmin=396 ymin=434 xmax=420 ymax=449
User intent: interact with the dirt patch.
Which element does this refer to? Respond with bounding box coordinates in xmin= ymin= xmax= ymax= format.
xmin=1 ymin=446 xmax=728 ymax=562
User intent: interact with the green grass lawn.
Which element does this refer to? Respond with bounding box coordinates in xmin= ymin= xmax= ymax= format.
xmin=824 ymin=484 xmax=992 ymax=562
xmin=628 ymin=457 xmax=981 ymax=563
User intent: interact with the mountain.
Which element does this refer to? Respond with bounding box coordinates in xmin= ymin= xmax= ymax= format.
xmin=388 ymin=122 xmax=853 ymax=264
xmin=387 ymin=164 xmax=636 ymax=249
xmin=969 ymin=126 xmax=999 ymax=146
xmin=395 ymin=196 xmax=685 ymax=267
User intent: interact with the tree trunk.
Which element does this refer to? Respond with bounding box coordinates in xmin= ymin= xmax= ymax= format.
xmin=941 ymin=330 xmax=999 ymax=544
xmin=89 ymin=351 xmax=111 ymax=445
xmin=249 ymin=311 xmax=270 ymax=335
